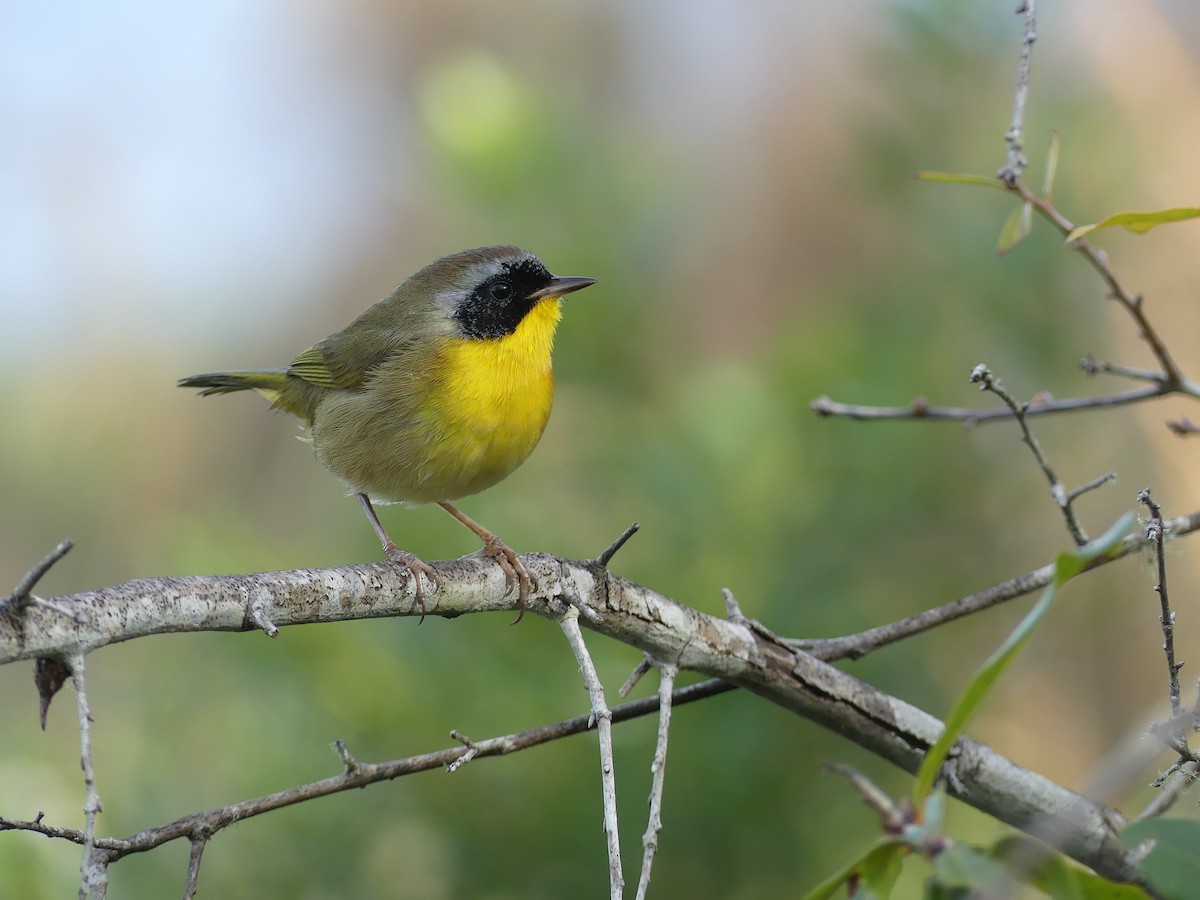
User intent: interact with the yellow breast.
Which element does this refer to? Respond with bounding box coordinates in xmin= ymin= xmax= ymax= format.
xmin=358 ymin=296 xmax=559 ymax=504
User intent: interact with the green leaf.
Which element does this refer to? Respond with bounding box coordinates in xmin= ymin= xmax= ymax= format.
xmin=989 ymin=835 xmax=1149 ymax=899
xmin=912 ymin=514 xmax=1134 ymax=804
xmin=859 ymin=840 xmax=908 ymax=897
xmin=802 ymin=839 xmax=907 ymax=900
xmin=1042 ymin=131 xmax=1060 ymax=200
xmin=916 ymin=171 xmax=1006 ymax=189
xmin=1066 ymin=208 xmax=1200 ymax=242
xmin=1121 ymin=818 xmax=1200 ymax=900
xmin=997 ymin=201 xmax=1033 ymax=255
xmin=932 ymin=844 xmax=1008 ymax=891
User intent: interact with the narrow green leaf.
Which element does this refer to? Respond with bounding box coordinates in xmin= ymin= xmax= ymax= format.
xmin=1121 ymin=819 xmax=1200 ymax=900
xmin=989 ymin=835 xmax=1149 ymax=898
xmin=1067 ymin=207 xmax=1200 ymax=242
xmin=996 ymin=202 xmax=1033 ymax=255
xmin=802 ymin=839 xmax=907 ymax=900
xmin=932 ymin=844 xmax=1008 ymax=891
xmin=916 ymin=171 xmax=1007 ymax=189
xmin=859 ymin=840 xmax=908 ymax=897
xmin=912 ymin=515 xmax=1134 ymax=804
xmin=1042 ymin=131 xmax=1060 ymax=201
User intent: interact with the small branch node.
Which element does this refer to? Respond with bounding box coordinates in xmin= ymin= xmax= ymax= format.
xmin=250 ymin=600 xmax=279 ymax=638
xmin=447 ymin=729 xmax=478 ymax=773
xmin=722 ymin=588 xmax=746 ymax=623
xmin=333 ymin=739 xmax=362 ymax=775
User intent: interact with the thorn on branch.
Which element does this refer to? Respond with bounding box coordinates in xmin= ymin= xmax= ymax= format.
xmin=2 ymin=540 xmax=74 ymax=624
xmin=594 ymin=522 xmax=640 ymax=568
xmin=35 ymin=656 xmax=72 ymax=730
xmin=1167 ymin=417 xmax=1200 ymax=438
xmin=620 ymin=657 xmax=654 ymax=698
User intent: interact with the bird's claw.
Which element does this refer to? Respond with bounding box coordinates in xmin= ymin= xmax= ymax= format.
xmin=474 ymin=538 xmax=535 ymax=623
xmin=384 ymin=543 xmax=438 ymax=623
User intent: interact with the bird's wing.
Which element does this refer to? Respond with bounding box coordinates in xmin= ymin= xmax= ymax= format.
xmin=287 ymin=341 xmax=370 ymax=390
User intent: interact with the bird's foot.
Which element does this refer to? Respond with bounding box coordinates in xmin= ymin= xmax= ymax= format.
xmin=473 ymin=537 xmax=536 ymax=624
xmin=383 ymin=543 xmax=438 ymax=623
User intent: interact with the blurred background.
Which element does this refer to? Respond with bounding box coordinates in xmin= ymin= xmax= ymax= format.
xmin=4 ymin=0 xmax=1200 ymax=896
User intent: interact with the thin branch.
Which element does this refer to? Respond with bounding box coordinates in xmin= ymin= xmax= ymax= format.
xmin=1065 ymin=471 xmax=1117 ymax=504
xmin=620 ymin=656 xmax=654 ymax=698
xmin=810 ymin=384 xmax=1168 ymax=425
xmin=1011 ymin=182 xmax=1197 ymax=391
xmin=635 ymin=662 xmax=677 ymax=900
xmin=970 ymin=363 xmax=1090 ymax=545
xmin=1137 ymin=760 xmax=1200 ymax=822
xmin=71 ymin=653 xmax=105 ymax=900
xmin=182 ymin=835 xmax=207 ymax=900
xmin=998 ymin=0 xmax=1037 ymax=186
xmin=1079 ymin=355 xmax=1166 ymax=386
xmin=0 ymin=679 xmax=735 ymax=857
xmin=1139 ymin=489 xmax=1183 ymax=717
xmin=824 ymin=763 xmax=907 ymax=834
xmin=558 ymin=606 xmax=623 ymax=899
xmin=796 ymin=508 xmax=1200 ymax=662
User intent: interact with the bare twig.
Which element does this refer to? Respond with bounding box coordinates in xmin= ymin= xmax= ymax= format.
xmin=182 ymin=835 xmax=207 ymax=900
xmin=620 ymin=656 xmax=654 ymax=698
xmin=446 ymin=729 xmax=478 ymax=773
xmin=970 ymin=364 xmax=1091 ymax=545
xmin=635 ymin=661 xmax=677 ymax=900
xmin=1012 ymin=183 xmax=1197 ymax=391
xmin=71 ymin=653 xmax=105 ymax=900
xmin=824 ymin=764 xmax=908 ymax=833
xmin=998 ymin=0 xmax=1037 ymax=185
xmin=1138 ymin=760 xmax=1200 ymax=821
xmin=1139 ymin=489 xmax=1183 ymax=716
xmin=1 ymin=680 xmax=735 ymax=868
xmin=796 ymin=508 xmax=1200 ymax=662
xmin=595 ymin=522 xmax=640 ymax=568
xmin=1066 ymin=472 xmax=1117 ymax=504
xmin=558 ymin=606 xmax=623 ymax=899
xmin=810 ymin=385 xmax=1167 ymax=425
xmin=1079 ymin=355 xmax=1166 ymax=386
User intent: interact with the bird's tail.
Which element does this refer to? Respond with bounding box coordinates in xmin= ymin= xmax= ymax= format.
xmin=177 ymin=369 xmax=291 ymax=405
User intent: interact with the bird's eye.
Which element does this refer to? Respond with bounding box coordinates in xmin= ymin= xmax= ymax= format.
xmin=489 ymin=280 xmax=513 ymax=301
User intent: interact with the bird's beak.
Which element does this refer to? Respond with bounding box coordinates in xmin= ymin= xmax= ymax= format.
xmin=530 ymin=275 xmax=598 ymax=301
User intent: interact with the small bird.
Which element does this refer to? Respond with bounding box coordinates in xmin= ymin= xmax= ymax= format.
xmin=179 ymin=245 xmax=596 ymax=621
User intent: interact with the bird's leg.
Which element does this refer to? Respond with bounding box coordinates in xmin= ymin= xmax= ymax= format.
xmin=357 ymin=493 xmax=437 ymax=621
xmin=437 ymin=501 xmax=535 ymax=623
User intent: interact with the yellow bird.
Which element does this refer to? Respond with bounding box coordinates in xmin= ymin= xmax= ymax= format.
xmin=179 ymin=246 xmax=596 ymax=620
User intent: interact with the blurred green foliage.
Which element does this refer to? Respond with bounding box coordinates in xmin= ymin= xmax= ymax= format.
xmin=3 ymin=2 xmax=1200 ymax=897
